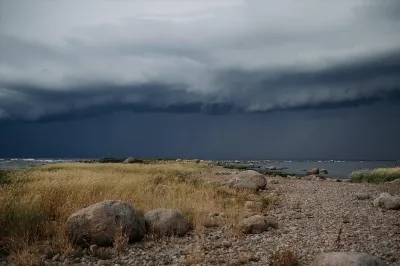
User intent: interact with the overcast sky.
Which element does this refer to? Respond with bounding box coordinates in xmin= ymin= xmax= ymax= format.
xmin=0 ymin=0 xmax=399 ymax=159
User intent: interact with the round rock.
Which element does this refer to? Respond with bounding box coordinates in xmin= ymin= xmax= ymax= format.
xmin=66 ymin=200 xmax=145 ymax=246
xmin=228 ymin=170 xmax=267 ymax=190
xmin=238 ymin=215 xmax=271 ymax=234
xmin=355 ymin=192 xmax=370 ymax=200
xmin=144 ymin=208 xmax=189 ymax=236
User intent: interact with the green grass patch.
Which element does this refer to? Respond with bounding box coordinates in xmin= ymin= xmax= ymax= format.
xmin=0 ymin=169 xmax=13 ymax=186
xmin=349 ymin=167 xmax=400 ymax=183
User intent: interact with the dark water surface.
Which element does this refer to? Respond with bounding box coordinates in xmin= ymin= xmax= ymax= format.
xmin=248 ymin=160 xmax=399 ymax=178
xmin=0 ymin=158 xmax=399 ymax=178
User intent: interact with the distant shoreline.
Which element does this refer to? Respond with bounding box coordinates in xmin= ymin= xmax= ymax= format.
xmin=1 ymin=157 xmax=399 ymax=179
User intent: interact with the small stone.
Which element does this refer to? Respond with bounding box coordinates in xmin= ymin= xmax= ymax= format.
xmin=52 ymin=254 xmax=60 ymax=261
xmin=355 ymin=192 xmax=370 ymax=200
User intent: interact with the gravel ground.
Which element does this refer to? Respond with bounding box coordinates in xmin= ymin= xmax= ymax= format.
xmin=11 ymin=177 xmax=400 ymax=266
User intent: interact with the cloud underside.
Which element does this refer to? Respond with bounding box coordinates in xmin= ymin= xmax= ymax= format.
xmin=1 ymin=48 xmax=399 ymax=122
xmin=1 ymin=0 xmax=400 ymax=121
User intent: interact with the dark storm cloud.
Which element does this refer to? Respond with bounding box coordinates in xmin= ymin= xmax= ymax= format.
xmin=1 ymin=0 xmax=400 ymax=122
xmin=1 ymin=47 xmax=399 ymax=122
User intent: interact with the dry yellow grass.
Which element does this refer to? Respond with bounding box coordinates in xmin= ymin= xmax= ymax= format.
xmin=0 ymin=162 xmax=273 ymax=265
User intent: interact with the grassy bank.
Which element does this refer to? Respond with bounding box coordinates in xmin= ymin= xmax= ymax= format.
xmin=349 ymin=167 xmax=400 ymax=183
xmin=0 ymin=163 xmax=275 ymax=265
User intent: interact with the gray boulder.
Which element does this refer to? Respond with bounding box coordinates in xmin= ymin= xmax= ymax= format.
xmin=66 ymin=200 xmax=145 ymax=246
xmin=228 ymin=170 xmax=267 ymax=190
xmin=320 ymin=169 xmax=329 ymax=174
xmin=268 ymin=166 xmax=277 ymax=170
xmin=309 ymin=252 xmax=388 ymax=266
xmin=238 ymin=215 xmax=273 ymax=234
xmin=306 ymin=168 xmax=319 ymax=175
xmin=144 ymin=208 xmax=189 ymax=236
xmin=373 ymin=192 xmax=400 ymax=210
xmin=355 ymin=192 xmax=371 ymax=200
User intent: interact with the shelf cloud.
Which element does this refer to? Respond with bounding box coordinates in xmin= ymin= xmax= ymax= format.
xmin=1 ymin=0 xmax=400 ymax=121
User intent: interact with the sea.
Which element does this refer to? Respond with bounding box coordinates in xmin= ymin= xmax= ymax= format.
xmin=0 ymin=158 xmax=399 ymax=179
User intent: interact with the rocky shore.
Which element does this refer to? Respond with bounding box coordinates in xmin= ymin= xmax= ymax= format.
xmin=1 ymin=164 xmax=399 ymax=266
xmin=42 ymin=175 xmax=400 ymax=265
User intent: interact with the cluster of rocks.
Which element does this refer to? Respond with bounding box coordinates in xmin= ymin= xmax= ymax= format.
xmin=305 ymin=168 xmax=329 ymax=175
xmin=355 ymin=192 xmax=400 ymax=210
xmin=66 ymin=200 xmax=190 ymax=247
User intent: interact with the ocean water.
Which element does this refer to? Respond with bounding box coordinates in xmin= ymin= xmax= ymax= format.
xmin=0 ymin=158 xmax=399 ymax=178
xmin=0 ymin=158 xmax=75 ymax=169
xmin=245 ymin=160 xmax=399 ymax=178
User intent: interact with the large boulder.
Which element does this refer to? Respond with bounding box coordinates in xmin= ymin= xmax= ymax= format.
xmin=373 ymin=193 xmax=400 ymax=210
xmin=310 ymin=252 xmax=388 ymax=266
xmin=238 ymin=215 xmax=272 ymax=234
xmin=144 ymin=208 xmax=189 ymax=236
xmin=228 ymin=170 xmax=267 ymax=190
xmin=306 ymin=168 xmax=319 ymax=175
xmin=66 ymin=200 xmax=145 ymax=247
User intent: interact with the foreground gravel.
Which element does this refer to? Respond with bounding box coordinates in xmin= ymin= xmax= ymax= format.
xmin=36 ymin=178 xmax=400 ymax=266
